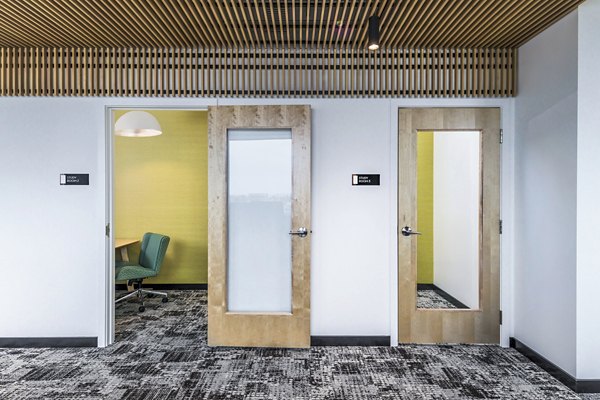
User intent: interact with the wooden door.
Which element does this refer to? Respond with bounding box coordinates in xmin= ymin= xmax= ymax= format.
xmin=398 ymin=108 xmax=501 ymax=344
xmin=208 ymin=105 xmax=311 ymax=348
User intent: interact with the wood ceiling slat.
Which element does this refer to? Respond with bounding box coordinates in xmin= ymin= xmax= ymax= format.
xmin=145 ymin=0 xmax=185 ymax=47
xmin=308 ymin=0 xmax=316 ymax=47
xmin=113 ymin=1 xmax=163 ymax=47
xmin=254 ymin=1 xmax=268 ymax=46
xmin=235 ymin=0 xmax=254 ymax=47
xmin=322 ymin=0 xmax=336 ymax=47
xmin=509 ymin=0 xmax=578 ymax=47
xmin=449 ymin=0 xmax=510 ymax=48
xmin=216 ymin=0 xmax=240 ymax=48
xmin=55 ymin=0 xmax=115 ymax=47
xmin=0 ymin=20 xmax=45 ymax=48
xmin=178 ymin=1 xmax=210 ymax=47
xmin=0 ymin=1 xmax=72 ymax=47
xmin=500 ymin=0 xmax=566 ymax=47
xmin=377 ymin=0 xmax=396 ymax=40
xmin=122 ymin=0 xmax=173 ymax=47
xmin=30 ymin=1 xmax=92 ymax=45
xmin=156 ymin=1 xmax=194 ymax=47
xmin=299 ymin=0 xmax=304 ymax=49
xmin=355 ymin=0 xmax=374 ymax=48
xmin=477 ymin=0 xmax=548 ymax=48
xmin=130 ymin=0 xmax=176 ymax=47
xmin=409 ymin=0 xmax=451 ymax=48
xmin=0 ymin=0 xmax=585 ymax=49
xmin=444 ymin=0 xmax=501 ymax=47
xmin=291 ymin=0 xmax=297 ymax=46
xmin=0 ymin=0 xmax=584 ymax=99
xmin=98 ymin=0 xmax=149 ymax=46
xmin=276 ymin=1 xmax=290 ymax=47
xmin=380 ymin=0 xmax=411 ymax=47
xmin=168 ymin=0 xmax=203 ymax=47
xmin=340 ymin=0 xmax=357 ymax=48
xmin=231 ymin=1 xmax=251 ymax=48
xmin=269 ymin=0 xmax=279 ymax=47
xmin=402 ymin=0 xmax=437 ymax=48
xmin=421 ymin=0 xmax=473 ymax=48
xmin=316 ymin=0 xmax=327 ymax=47
xmin=327 ymin=0 xmax=342 ymax=47
xmin=387 ymin=0 xmax=419 ymax=47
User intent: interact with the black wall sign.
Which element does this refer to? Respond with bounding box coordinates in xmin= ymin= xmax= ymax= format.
xmin=352 ymin=174 xmax=380 ymax=186
xmin=60 ymin=174 xmax=90 ymax=186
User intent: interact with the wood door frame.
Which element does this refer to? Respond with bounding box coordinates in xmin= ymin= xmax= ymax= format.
xmin=398 ymin=107 xmax=501 ymax=344
xmin=208 ymin=105 xmax=312 ymax=348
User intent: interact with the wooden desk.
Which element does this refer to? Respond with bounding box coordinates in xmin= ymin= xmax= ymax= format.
xmin=115 ymin=238 xmax=139 ymax=262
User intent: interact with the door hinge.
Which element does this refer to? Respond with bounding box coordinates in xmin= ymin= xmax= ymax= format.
xmin=105 ymin=223 xmax=110 ymax=237
xmin=500 ymin=129 xmax=504 ymax=144
xmin=499 ymin=220 xmax=503 ymax=234
xmin=499 ymin=310 xmax=503 ymax=325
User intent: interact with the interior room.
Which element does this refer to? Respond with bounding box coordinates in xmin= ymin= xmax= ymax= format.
xmin=415 ymin=130 xmax=482 ymax=310
xmin=0 ymin=1 xmax=599 ymax=399
xmin=112 ymin=109 xmax=208 ymax=329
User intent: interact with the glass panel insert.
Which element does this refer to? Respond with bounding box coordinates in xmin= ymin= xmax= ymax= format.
xmin=416 ymin=130 xmax=481 ymax=310
xmin=227 ymin=129 xmax=293 ymax=313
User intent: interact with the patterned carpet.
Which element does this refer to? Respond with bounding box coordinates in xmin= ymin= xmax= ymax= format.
xmin=0 ymin=290 xmax=596 ymax=399
xmin=416 ymin=289 xmax=458 ymax=309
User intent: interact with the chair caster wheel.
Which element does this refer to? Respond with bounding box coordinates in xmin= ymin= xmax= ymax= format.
xmin=147 ymin=293 xmax=154 ymax=298
xmin=162 ymin=297 xmax=168 ymax=303
xmin=139 ymin=306 xmax=145 ymax=312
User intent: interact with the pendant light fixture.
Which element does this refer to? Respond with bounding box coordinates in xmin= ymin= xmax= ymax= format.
xmin=114 ymin=111 xmax=162 ymax=137
xmin=368 ymin=15 xmax=380 ymax=51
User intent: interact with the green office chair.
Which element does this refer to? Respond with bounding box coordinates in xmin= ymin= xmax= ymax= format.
xmin=115 ymin=232 xmax=170 ymax=312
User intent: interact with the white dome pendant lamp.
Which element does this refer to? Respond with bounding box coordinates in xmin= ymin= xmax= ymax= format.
xmin=115 ymin=111 xmax=162 ymax=137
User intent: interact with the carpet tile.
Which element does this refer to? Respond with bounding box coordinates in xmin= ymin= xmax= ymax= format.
xmin=0 ymin=290 xmax=593 ymax=399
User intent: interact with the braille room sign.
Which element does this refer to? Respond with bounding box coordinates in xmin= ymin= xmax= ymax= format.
xmin=60 ymin=174 xmax=90 ymax=186
xmin=352 ymin=174 xmax=380 ymax=186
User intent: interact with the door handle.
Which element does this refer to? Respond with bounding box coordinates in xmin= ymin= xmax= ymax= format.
xmin=289 ymin=227 xmax=309 ymax=238
xmin=401 ymin=226 xmax=422 ymax=237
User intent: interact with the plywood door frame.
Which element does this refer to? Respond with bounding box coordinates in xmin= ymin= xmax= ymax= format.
xmin=208 ymin=104 xmax=312 ymax=348
xmin=398 ymin=107 xmax=501 ymax=344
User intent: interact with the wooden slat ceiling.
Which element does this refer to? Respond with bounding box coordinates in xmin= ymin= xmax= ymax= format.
xmin=0 ymin=0 xmax=585 ymax=49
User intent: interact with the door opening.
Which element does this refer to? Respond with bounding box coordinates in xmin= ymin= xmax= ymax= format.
xmin=105 ymin=106 xmax=209 ymax=346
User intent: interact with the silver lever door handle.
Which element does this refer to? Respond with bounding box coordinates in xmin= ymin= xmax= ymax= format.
xmin=401 ymin=226 xmax=422 ymax=237
xmin=289 ymin=227 xmax=308 ymax=238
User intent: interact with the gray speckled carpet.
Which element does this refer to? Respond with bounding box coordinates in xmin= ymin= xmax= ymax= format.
xmin=0 ymin=290 xmax=595 ymax=399
xmin=416 ymin=289 xmax=458 ymax=309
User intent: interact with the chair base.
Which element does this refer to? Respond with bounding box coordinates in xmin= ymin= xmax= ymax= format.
xmin=116 ymin=280 xmax=168 ymax=312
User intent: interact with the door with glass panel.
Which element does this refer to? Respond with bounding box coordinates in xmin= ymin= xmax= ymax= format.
xmin=398 ymin=108 xmax=500 ymax=344
xmin=208 ymin=105 xmax=311 ymax=348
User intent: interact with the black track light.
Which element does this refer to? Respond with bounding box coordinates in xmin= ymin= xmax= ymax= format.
xmin=368 ymin=15 xmax=380 ymax=51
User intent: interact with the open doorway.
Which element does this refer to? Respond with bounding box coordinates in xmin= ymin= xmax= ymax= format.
xmin=106 ymin=107 xmax=209 ymax=345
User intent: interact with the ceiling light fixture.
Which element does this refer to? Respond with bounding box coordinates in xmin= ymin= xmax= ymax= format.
xmin=368 ymin=15 xmax=380 ymax=51
xmin=114 ymin=111 xmax=162 ymax=137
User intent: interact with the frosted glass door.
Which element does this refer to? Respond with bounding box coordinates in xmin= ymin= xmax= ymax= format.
xmin=227 ymin=129 xmax=292 ymax=313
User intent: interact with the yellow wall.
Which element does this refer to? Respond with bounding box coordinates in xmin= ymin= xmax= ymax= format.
xmin=114 ymin=110 xmax=208 ymax=284
xmin=417 ymin=131 xmax=434 ymax=284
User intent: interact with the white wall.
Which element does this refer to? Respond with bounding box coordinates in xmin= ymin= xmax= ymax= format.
xmin=0 ymin=96 xmax=515 ymax=347
xmin=514 ymin=11 xmax=578 ymax=376
xmin=577 ymin=0 xmax=600 ymax=380
xmin=433 ymin=131 xmax=480 ymax=309
xmin=0 ymin=98 xmax=106 ymax=339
